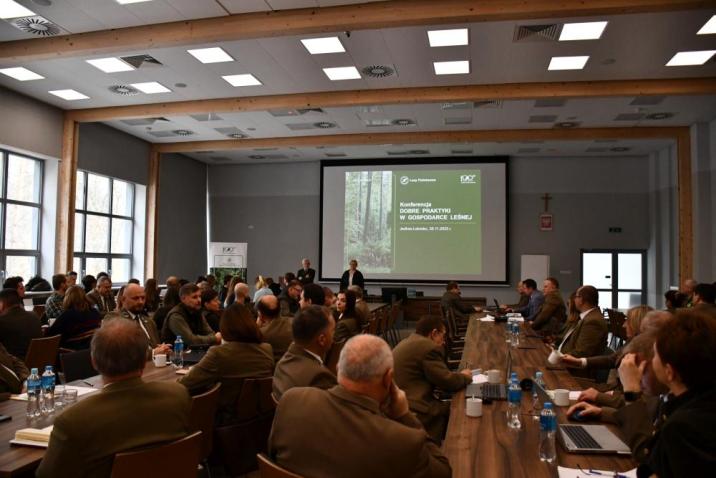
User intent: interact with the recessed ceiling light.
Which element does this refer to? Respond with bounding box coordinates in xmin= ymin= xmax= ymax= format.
xmin=433 ymin=60 xmax=470 ymax=75
xmin=0 ymin=0 xmax=36 ymax=19
xmin=559 ymin=21 xmax=607 ymax=41
xmin=49 ymin=89 xmax=89 ymax=101
xmin=222 ymin=74 xmax=262 ymax=87
xmin=323 ymin=66 xmax=361 ymax=81
xmin=187 ymin=47 xmax=234 ymax=64
xmin=548 ymin=55 xmax=589 ymax=70
xmin=428 ymin=28 xmax=469 ymax=47
xmin=115 ymin=0 xmax=153 ymax=4
xmin=130 ymin=81 xmax=171 ymax=94
xmin=0 ymin=67 xmax=44 ymax=81
xmin=301 ymin=37 xmax=345 ymax=55
xmin=666 ymin=50 xmax=716 ymax=66
xmin=698 ymin=15 xmax=716 ymax=35
xmin=86 ymin=57 xmax=134 ymax=73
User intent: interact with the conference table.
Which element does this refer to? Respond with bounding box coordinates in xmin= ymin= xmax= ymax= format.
xmin=0 ymin=363 xmax=178 ymax=477
xmin=442 ymin=315 xmax=636 ymax=477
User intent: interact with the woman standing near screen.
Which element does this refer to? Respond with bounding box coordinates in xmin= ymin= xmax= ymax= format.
xmin=339 ymin=259 xmax=364 ymax=291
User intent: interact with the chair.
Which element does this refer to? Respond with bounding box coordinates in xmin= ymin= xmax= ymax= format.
xmin=25 ymin=335 xmax=61 ymax=370
xmin=59 ymin=348 xmax=97 ymax=382
xmin=190 ymin=383 xmax=221 ymax=474
xmin=110 ymin=431 xmax=202 ymax=478
xmin=257 ymin=453 xmax=304 ymax=478
xmin=324 ymin=339 xmax=346 ymax=375
xmin=606 ymin=309 xmax=627 ymax=350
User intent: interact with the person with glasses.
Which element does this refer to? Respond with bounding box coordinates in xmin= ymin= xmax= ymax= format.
xmin=278 ymin=280 xmax=302 ymax=317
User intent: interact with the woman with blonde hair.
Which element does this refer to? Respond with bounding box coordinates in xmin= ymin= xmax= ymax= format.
xmin=253 ymin=275 xmax=273 ymax=303
xmin=47 ymin=285 xmax=101 ymax=350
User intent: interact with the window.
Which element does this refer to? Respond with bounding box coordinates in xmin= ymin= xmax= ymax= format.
xmin=74 ymin=171 xmax=135 ymax=283
xmin=581 ymin=249 xmax=646 ymax=310
xmin=0 ymin=151 xmax=43 ymax=281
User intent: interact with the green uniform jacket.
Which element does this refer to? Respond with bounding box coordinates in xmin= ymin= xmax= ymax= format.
xmin=559 ymin=308 xmax=608 ymax=358
xmin=272 ymin=343 xmax=336 ymax=401
xmin=532 ymin=289 xmax=567 ymax=334
xmin=259 ymin=317 xmax=293 ymax=363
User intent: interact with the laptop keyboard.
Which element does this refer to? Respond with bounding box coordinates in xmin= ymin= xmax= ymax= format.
xmin=562 ymin=425 xmax=603 ymax=449
xmin=481 ymin=383 xmax=507 ymax=400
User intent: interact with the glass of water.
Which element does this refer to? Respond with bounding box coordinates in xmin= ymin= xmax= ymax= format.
xmin=64 ymin=389 xmax=78 ymax=407
xmin=54 ymin=385 xmax=65 ymax=410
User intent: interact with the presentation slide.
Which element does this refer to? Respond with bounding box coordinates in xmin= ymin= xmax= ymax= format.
xmin=321 ymin=159 xmax=508 ymax=284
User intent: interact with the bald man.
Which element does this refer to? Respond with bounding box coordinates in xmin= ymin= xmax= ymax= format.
xmin=680 ymin=278 xmax=698 ymax=307
xmin=257 ymin=295 xmax=292 ymax=362
xmin=234 ymin=282 xmax=250 ymax=306
xmin=269 ymin=335 xmax=451 ymax=478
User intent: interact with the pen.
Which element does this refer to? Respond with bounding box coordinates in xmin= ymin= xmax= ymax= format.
xmin=83 ymin=380 xmax=94 ymax=387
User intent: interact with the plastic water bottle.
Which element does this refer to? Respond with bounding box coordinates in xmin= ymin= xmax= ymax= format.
xmin=539 ymin=402 xmax=557 ymax=462
xmin=26 ymin=368 xmax=41 ymax=418
xmin=173 ymin=335 xmax=184 ymax=368
xmin=40 ymin=366 xmax=56 ymax=415
xmin=512 ymin=321 xmax=520 ymax=347
xmin=507 ymin=372 xmax=522 ymax=429
xmin=532 ymin=371 xmax=545 ymax=420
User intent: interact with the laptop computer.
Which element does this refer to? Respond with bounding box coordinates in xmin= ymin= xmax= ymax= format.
xmin=467 ymin=351 xmax=512 ymax=400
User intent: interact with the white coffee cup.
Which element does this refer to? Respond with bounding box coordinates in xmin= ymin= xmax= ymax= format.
xmin=153 ymin=353 xmax=167 ymax=367
xmin=487 ymin=369 xmax=501 ymax=384
xmin=548 ymin=348 xmax=563 ymax=365
xmin=553 ymin=388 xmax=570 ymax=407
xmin=466 ymin=397 xmax=483 ymax=417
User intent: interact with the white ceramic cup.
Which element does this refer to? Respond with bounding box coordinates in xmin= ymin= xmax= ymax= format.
xmin=466 ymin=397 xmax=483 ymax=417
xmin=487 ymin=369 xmax=501 ymax=384
xmin=548 ymin=348 xmax=563 ymax=365
xmin=553 ymin=389 xmax=570 ymax=407
xmin=153 ymin=353 xmax=167 ymax=367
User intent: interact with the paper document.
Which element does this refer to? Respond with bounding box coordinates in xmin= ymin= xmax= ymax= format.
xmin=480 ymin=315 xmax=495 ymax=322
xmin=557 ymin=466 xmax=637 ymax=478
xmin=11 ymin=385 xmax=97 ymax=401
xmin=472 ymin=374 xmax=489 ymax=384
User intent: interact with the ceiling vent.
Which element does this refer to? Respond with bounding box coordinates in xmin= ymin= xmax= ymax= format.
xmin=9 ymin=16 xmax=62 ymax=36
xmin=610 ymin=146 xmax=631 ymax=152
xmin=270 ymin=108 xmax=324 ymax=117
xmin=388 ymin=149 xmax=429 ymax=155
xmin=444 ymin=117 xmax=472 ymax=125
xmin=119 ymin=54 xmax=163 ymax=68
xmin=325 ymin=152 xmax=347 ymax=158
xmin=214 ymin=127 xmax=248 ymax=138
xmin=554 ymin=121 xmax=580 ymax=128
xmin=614 ymin=113 xmax=645 ymax=121
xmin=297 ymin=108 xmax=325 ymax=115
xmin=474 ymin=100 xmax=503 ymax=109
xmin=529 ymin=115 xmax=558 ymax=123
xmin=517 ymin=148 xmax=541 ymax=153
xmin=249 ymin=155 xmax=266 ymax=160
xmin=645 ymin=112 xmax=675 ymax=120
xmin=191 ymin=113 xmax=223 ymax=122
xmin=108 ymin=85 xmax=140 ymax=96
xmin=514 ymin=24 xmax=560 ymax=42
xmin=121 ymin=117 xmax=171 ymax=126
xmin=249 ymin=154 xmax=287 ymax=160
xmin=313 ymin=122 xmax=337 ymax=129
xmin=451 ymin=149 xmax=473 ymax=154
xmin=364 ymin=119 xmax=392 ymax=127
xmin=534 ymin=98 xmax=567 ymax=108
xmin=391 ymin=118 xmax=416 ymax=126
xmin=630 ymin=96 xmax=665 ymax=106
xmin=361 ymin=65 xmax=395 ymax=78
xmin=442 ymin=102 xmax=472 ymax=110
xmin=172 ymin=129 xmax=194 ymax=136
xmin=147 ymin=131 xmax=177 ymax=138
xmin=286 ymin=123 xmax=316 ymax=131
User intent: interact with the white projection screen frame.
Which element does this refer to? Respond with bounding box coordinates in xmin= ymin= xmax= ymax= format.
xmin=320 ymin=158 xmax=509 ymax=285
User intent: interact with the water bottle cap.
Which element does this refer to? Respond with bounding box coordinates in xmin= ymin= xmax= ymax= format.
xmin=535 ymin=371 xmax=543 ymax=377
xmin=544 ymin=402 xmax=553 ymax=409
xmin=510 ymin=372 xmax=518 ymax=379
xmin=31 ymin=368 xmax=38 ymax=374
xmin=45 ymin=365 xmax=53 ymax=371
xmin=176 ymin=335 xmax=182 ymax=339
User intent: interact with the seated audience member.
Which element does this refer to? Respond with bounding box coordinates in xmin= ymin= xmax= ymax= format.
xmin=223 ymin=277 xmax=245 ymax=308
xmin=45 ymin=274 xmax=68 ymax=321
xmin=555 ymin=285 xmax=608 ymax=358
xmin=47 ymin=286 xmax=101 ymax=350
xmin=266 ymin=277 xmax=281 ymax=297
xmin=257 ymin=295 xmax=292 ymax=362
xmin=200 ymin=289 xmax=221 ymax=332
xmin=393 ymin=315 xmax=472 ymax=441
xmin=297 ymin=258 xmax=316 ymax=285
xmin=152 ymin=286 xmax=180 ymax=333
xmin=86 ymin=276 xmax=116 ymax=317
xmin=529 ymin=277 xmax=566 ymax=334
xmin=281 ymin=272 xmax=296 ymax=291
xmin=2 ymin=276 xmax=25 ymax=298
xmin=323 ymin=286 xmax=336 ymax=307
xmin=163 ymin=283 xmax=220 ymax=347
xmin=505 ymin=278 xmax=544 ymax=320
xmin=511 ymin=281 xmax=530 ymax=309
xmin=180 ymin=304 xmax=274 ymax=425
xmin=691 ymin=282 xmax=716 ymax=316
xmin=440 ymin=281 xmax=478 ymax=322
xmin=639 ymin=310 xmax=672 ymax=334
xmin=143 ymin=278 xmax=160 ymax=313
xmin=663 ymin=289 xmax=687 ymax=312
xmin=253 ymin=275 xmax=273 ymax=303
xmin=269 ymin=334 xmax=452 ymax=478
xmin=0 ymin=342 xmax=29 ymax=395
xmin=105 ymin=284 xmax=171 ymax=356
xmin=0 ymin=288 xmax=42 ymax=359
xmin=679 ymin=278 xmax=698 ymax=307
xmin=218 ymin=274 xmax=232 ymax=305
xmin=348 ymin=285 xmax=370 ymax=326
xmin=128 ymin=278 xmax=140 ymax=285
xmin=205 ymin=274 xmax=217 ymax=290
xmin=66 ymin=271 xmax=78 ymax=287
xmin=27 ymin=275 xmax=52 ymax=306
xmin=273 ymin=305 xmax=336 ymax=400
xmin=334 ymin=289 xmax=361 ymax=342
xmin=81 ymin=274 xmax=96 ymax=294
xmin=278 ymin=280 xmax=302 ymax=317
xmin=339 ymin=259 xmax=364 ymax=291
xmin=165 ymin=275 xmax=180 ymax=291
xmin=299 ymin=283 xmax=325 ymax=310
xmin=35 ymin=318 xmax=191 ymax=478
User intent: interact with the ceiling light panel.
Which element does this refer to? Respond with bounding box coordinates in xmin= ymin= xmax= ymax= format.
xmin=0 ymin=0 xmax=35 ymax=19
xmin=49 ymin=89 xmax=89 ymax=101
xmin=0 ymin=67 xmax=43 ymax=81
xmin=433 ymin=60 xmax=470 ymax=75
xmin=323 ymin=66 xmax=361 ymax=81
xmin=548 ymin=55 xmax=589 ymax=70
xmin=222 ymin=74 xmax=262 ymax=87
xmin=187 ymin=47 xmax=234 ymax=64
xmin=666 ymin=50 xmax=716 ymax=66
xmin=130 ymin=81 xmax=171 ymax=94
xmin=428 ymin=28 xmax=469 ymax=47
xmin=116 ymin=0 xmax=154 ymax=4
xmin=86 ymin=57 xmax=135 ymax=73
xmin=301 ymin=37 xmax=345 ymax=54
xmin=559 ymin=21 xmax=608 ymax=41
xmin=698 ymin=15 xmax=716 ymax=35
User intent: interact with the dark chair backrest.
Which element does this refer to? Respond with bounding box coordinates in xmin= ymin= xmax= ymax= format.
xmin=25 ymin=335 xmax=61 ymax=370
xmin=236 ymin=376 xmax=275 ymax=421
xmin=59 ymin=348 xmax=97 ymax=382
xmin=190 ymin=383 xmax=221 ymax=462
xmin=110 ymin=431 xmax=202 ymax=478
xmin=324 ymin=340 xmax=346 ymax=375
xmin=257 ymin=453 xmax=304 ymax=478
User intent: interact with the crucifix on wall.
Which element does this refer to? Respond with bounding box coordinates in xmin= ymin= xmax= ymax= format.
xmin=540 ymin=193 xmax=553 ymax=231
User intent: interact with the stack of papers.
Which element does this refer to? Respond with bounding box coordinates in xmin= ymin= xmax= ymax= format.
xmin=557 ymin=466 xmax=636 ymax=478
xmin=11 ymin=425 xmax=53 ymax=448
xmin=11 ymin=385 xmax=97 ymax=401
xmin=480 ymin=315 xmax=495 ymax=322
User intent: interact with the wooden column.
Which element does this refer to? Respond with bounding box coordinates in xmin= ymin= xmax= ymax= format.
xmin=54 ymin=115 xmax=79 ymax=273
xmin=676 ymin=128 xmax=693 ymax=282
xmin=145 ymin=149 xmax=161 ymax=279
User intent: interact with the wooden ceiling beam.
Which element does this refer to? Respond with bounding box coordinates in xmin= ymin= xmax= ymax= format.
xmin=151 ymin=126 xmax=685 ymax=153
xmin=1 ymin=0 xmax=709 ymax=62
xmin=67 ymin=77 xmax=716 ymax=123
